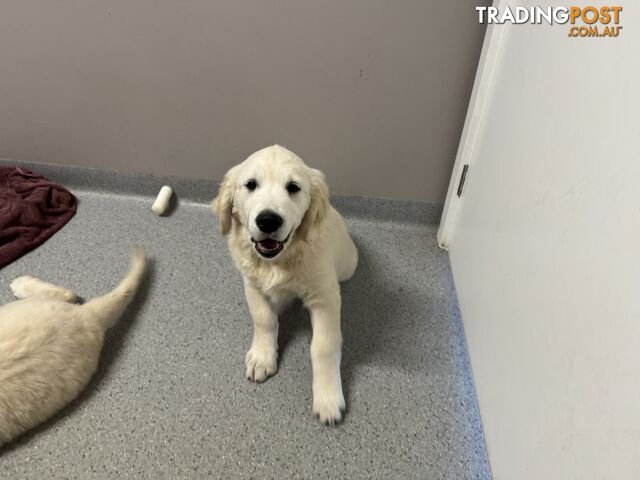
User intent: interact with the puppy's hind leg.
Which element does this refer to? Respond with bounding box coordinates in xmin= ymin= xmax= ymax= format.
xmin=336 ymin=232 xmax=358 ymax=283
xmin=10 ymin=276 xmax=77 ymax=302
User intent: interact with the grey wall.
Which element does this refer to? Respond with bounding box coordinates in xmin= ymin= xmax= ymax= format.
xmin=0 ymin=1 xmax=487 ymax=202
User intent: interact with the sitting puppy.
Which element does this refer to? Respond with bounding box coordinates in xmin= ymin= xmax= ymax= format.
xmin=212 ymin=145 xmax=358 ymax=424
xmin=0 ymin=248 xmax=146 ymax=447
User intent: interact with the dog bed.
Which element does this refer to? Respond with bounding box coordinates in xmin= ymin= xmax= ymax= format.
xmin=0 ymin=166 xmax=77 ymax=269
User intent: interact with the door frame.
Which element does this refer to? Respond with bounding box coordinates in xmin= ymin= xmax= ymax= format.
xmin=437 ymin=3 xmax=508 ymax=248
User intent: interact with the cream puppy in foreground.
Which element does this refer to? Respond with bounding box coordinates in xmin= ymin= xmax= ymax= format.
xmin=212 ymin=145 xmax=358 ymax=424
xmin=0 ymin=248 xmax=146 ymax=447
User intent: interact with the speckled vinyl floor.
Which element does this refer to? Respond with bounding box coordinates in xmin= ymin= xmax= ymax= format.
xmin=0 ymin=173 xmax=490 ymax=479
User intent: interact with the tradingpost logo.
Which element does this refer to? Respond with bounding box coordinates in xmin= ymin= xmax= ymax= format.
xmin=476 ymin=5 xmax=623 ymax=38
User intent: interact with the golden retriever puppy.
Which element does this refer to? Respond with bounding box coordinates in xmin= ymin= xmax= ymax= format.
xmin=212 ymin=145 xmax=358 ymax=424
xmin=0 ymin=248 xmax=146 ymax=447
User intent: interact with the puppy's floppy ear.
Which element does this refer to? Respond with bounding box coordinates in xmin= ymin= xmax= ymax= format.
xmin=211 ymin=166 xmax=239 ymax=235
xmin=297 ymin=168 xmax=330 ymax=242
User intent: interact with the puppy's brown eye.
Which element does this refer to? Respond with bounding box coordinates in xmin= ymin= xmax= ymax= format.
xmin=245 ymin=179 xmax=257 ymax=191
xmin=286 ymin=182 xmax=301 ymax=194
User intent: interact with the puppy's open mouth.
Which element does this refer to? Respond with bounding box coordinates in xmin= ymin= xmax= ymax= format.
xmin=253 ymin=238 xmax=284 ymax=258
xmin=251 ymin=232 xmax=291 ymax=259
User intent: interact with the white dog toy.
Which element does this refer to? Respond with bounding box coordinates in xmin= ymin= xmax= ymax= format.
xmin=151 ymin=185 xmax=173 ymax=215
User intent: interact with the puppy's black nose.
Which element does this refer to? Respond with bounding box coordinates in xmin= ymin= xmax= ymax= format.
xmin=256 ymin=210 xmax=283 ymax=233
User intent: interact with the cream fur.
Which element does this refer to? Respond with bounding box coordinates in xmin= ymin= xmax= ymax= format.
xmin=212 ymin=145 xmax=358 ymax=424
xmin=0 ymin=247 xmax=146 ymax=447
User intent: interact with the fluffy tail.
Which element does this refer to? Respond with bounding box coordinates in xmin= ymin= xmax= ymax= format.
xmin=83 ymin=246 xmax=146 ymax=330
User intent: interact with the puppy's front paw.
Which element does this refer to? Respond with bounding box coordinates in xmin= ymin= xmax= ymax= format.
xmin=10 ymin=276 xmax=37 ymax=299
xmin=313 ymin=385 xmax=346 ymax=425
xmin=245 ymin=346 xmax=277 ymax=382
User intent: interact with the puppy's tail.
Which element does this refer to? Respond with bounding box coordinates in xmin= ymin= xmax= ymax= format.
xmin=83 ymin=246 xmax=147 ymax=330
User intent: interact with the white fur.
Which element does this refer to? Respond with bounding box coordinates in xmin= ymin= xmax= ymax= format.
xmin=212 ymin=145 xmax=358 ymax=424
xmin=0 ymin=247 xmax=146 ymax=447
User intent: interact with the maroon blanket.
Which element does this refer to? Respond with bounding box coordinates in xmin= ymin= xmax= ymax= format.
xmin=0 ymin=166 xmax=77 ymax=269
